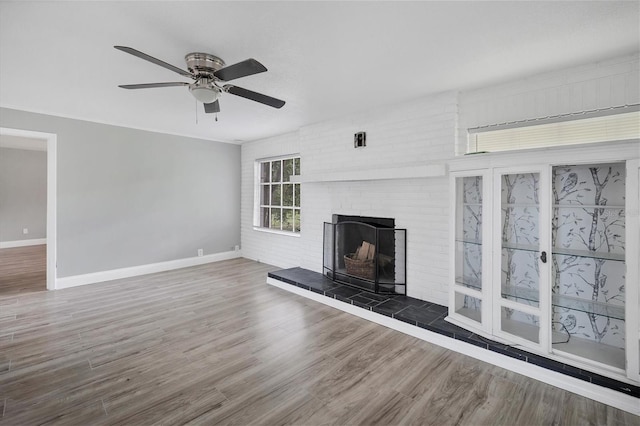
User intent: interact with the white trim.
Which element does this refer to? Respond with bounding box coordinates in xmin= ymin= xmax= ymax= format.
xmin=252 ymin=227 xmax=301 ymax=237
xmin=0 ymin=127 xmax=57 ymax=291
xmin=0 ymin=238 xmax=47 ymax=249
xmin=57 ymin=250 xmax=242 ymax=289
xmin=255 ymin=155 xmax=302 ymax=233
xmin=625 ymin=159 xmax=640 ymax=382
xmin=256 ymin=152 xmax=302 ymax=163
xmin=47 ymin=134 xmax=57 ymax=291
xmin=300 ymin=163 xmax=446 ymax=183
xmin=450 ymin=140 xmax=639 ymax=171
xmin=267 ymin=276 xmax=640 ymax=415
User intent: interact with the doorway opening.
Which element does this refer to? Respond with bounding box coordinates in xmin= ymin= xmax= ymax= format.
xmin=0 ymin=127 xmax=57 ymax=292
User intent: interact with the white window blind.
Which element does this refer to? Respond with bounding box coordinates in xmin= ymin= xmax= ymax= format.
xmin=467 ymin=109 xmax=640 ymax=154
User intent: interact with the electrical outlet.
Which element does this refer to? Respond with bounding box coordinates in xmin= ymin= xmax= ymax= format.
xmin=197 ymin=249 xmax=203 ymax=257
xmin=23 ymin=228 xmax=28 ymax=235
xmin=234 ymin=245 xmax=240 ymax=252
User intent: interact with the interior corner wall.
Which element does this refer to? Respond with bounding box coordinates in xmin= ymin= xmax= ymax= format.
xmin=241 ymin=92 xmax=457 ymax=304
xmin=457 ymin=53 xmax=640 ymax=154
xmin=0 ymin=147 xmax=47 ymax=242
xmin=0 ymin=107 xmax=241 ymax=278
xmin=240 ymin=130 xmax=303 ymax=268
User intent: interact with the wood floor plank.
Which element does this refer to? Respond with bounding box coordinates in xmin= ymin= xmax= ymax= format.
xmin=0 ymin=251 xmax=637 ymax=425
xmin=0 ymin=245 xmax=46 ymax=296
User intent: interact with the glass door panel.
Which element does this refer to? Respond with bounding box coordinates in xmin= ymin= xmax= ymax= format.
xmin=451 ymin=173 xmax=486 ymax=329
xmin=455 ymin=176 xmax=483 ymax=291
xmin=500 ymin=172 xmax=541 ymax=307
xmin=501 ymin=307 xmax=540 ymax=344
xmin=551 ymin=163 xmax=627 ymax=370
xmin=454 ymin=292 xmax=482 ymax=323
xmin=495 ymin=169 xmax=548 ymax=349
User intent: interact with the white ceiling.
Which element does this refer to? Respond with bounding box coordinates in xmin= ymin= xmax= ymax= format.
xmin=1 ymin=1 xmax=638 ymax=144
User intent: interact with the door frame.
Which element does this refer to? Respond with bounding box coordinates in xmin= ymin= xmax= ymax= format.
xmin=0 ymin=127 xmax=57 ymax=290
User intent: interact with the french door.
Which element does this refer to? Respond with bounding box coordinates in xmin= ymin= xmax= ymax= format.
xmin=493 ymin=166 xmax=550 ymax=351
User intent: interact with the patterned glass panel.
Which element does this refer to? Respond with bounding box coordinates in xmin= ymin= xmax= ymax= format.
xmin=455 ymin=176 xmax=483 ymax=291
xmin=500 ymin=173 xmax=540 ymax=309
xmin=551 ymin=163 xmax=626 ymax=368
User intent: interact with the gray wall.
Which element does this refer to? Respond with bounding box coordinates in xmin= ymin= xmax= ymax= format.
xmin=0 ymin=147 xmax=47 ymax=242
xmin=0 ymin=108 xmax=241 ymax=277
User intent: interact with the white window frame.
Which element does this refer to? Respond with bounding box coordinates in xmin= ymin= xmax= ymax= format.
xmin=254 ymin=154 xmax=301 ymax=235
xmin=467 ymin=106 xmax=639 ymax=155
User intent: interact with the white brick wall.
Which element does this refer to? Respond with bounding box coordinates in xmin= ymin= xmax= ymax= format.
xmin=242 ymin=92 xmax=457 ymax=305
xmin=457 ymin=53 xmax=640 ymax=154
xmin=240 ymin=131 xmax=303 ymax=269
xmin=302 ymin=93 xmax=457 ymax=179
xmin=241 ymin=53 xmax=639 ymax=307
xmin=297 ymin=177 xmax=451 ymax=303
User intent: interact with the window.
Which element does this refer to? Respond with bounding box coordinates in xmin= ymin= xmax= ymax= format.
xmin=467 ymin=108 xmax=639 ymax=154
xmin=257 ymin=156 xmax=301 ymax=233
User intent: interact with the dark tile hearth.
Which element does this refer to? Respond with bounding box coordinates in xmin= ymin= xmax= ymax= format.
xmin=268 ymin=267 xmax=640 ymax=399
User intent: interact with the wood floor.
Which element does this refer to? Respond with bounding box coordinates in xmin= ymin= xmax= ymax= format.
xmin=0 ymin=254 xmax=637 ymax=425
xmin=0 ymin=245 xmax=46 ymax=296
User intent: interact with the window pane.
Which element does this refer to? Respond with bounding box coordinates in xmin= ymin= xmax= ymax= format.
xmin=271 ymin=160 xmax=281 ymax=182
xmin=261 ymin=162 xmax=270 ymax=183
xmin=282 ymin=184 xmax=293 ymax=206
xmin=261 ymin=184 xmax=270 ymax=206
xmin=283 ymin=159 xmax=293 ymax=182
xmin=468 ymin=111 xmax=639 ymax=154
xmin=256 ymin=156 xmax=300 ymax=232
xmin=271 ymin=185 xmax=281 ymax=206
xmin=294 ymin=209 xmax=300 ymax=232
xmin=270 ymin=208 xmax=281 ymax=229
xmin=282 ymin=209 xmax=294 ymax=232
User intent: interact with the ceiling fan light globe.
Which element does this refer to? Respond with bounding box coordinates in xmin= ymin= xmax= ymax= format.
xmin=190 ymin=86 xmax=219 ymax=104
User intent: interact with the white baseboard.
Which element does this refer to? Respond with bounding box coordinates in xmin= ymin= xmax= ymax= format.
xmin=57 ymin=250 xmax=243 ymax=289
xmin=0 ymin=238 xmax=47 ymax=249
xmin=267 ymin=277 xmax=640 ymax=415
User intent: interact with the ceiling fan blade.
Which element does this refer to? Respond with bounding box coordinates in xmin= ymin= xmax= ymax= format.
xmin=118 ymin=82 xmax=189 ymax=89
xmin=114 ymin=46 xmax=194 ymax=78
xmin=214 ymin=59 xmax=267 ymax=81
xmin=203 ymin=100 xmax=220 ymax=113
xmin=224 ymin=85 xmax=285 ymax=109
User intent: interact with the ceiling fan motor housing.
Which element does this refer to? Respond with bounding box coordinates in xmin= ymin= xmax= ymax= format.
xmin=185 ymin=53 xmax=225 ymax=78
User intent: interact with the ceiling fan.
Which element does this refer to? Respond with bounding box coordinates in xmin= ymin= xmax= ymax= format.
xmin=114 ymin=46 xmax=285 ymax=114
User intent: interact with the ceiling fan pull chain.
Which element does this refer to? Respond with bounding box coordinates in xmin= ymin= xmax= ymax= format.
xmin=195 ymin=99 xmax=199 ymax=124
xmin=215 ymin=114 xmax=218 ymax=122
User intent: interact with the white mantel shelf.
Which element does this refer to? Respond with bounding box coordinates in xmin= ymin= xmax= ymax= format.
xmin=300 ymin=164 xmax=447 ymax=183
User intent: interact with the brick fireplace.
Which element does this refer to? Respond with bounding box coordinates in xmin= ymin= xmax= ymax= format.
xmin=323 ymin=215 xmax=406 ymax=294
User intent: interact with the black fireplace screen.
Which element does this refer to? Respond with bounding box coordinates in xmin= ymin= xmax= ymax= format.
xmin=323 ymin=220 xmax=406 ymax=294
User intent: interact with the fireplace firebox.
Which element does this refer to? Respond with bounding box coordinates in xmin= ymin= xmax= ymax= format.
xmin=323 ymin=215 xmax=406 ymax=294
